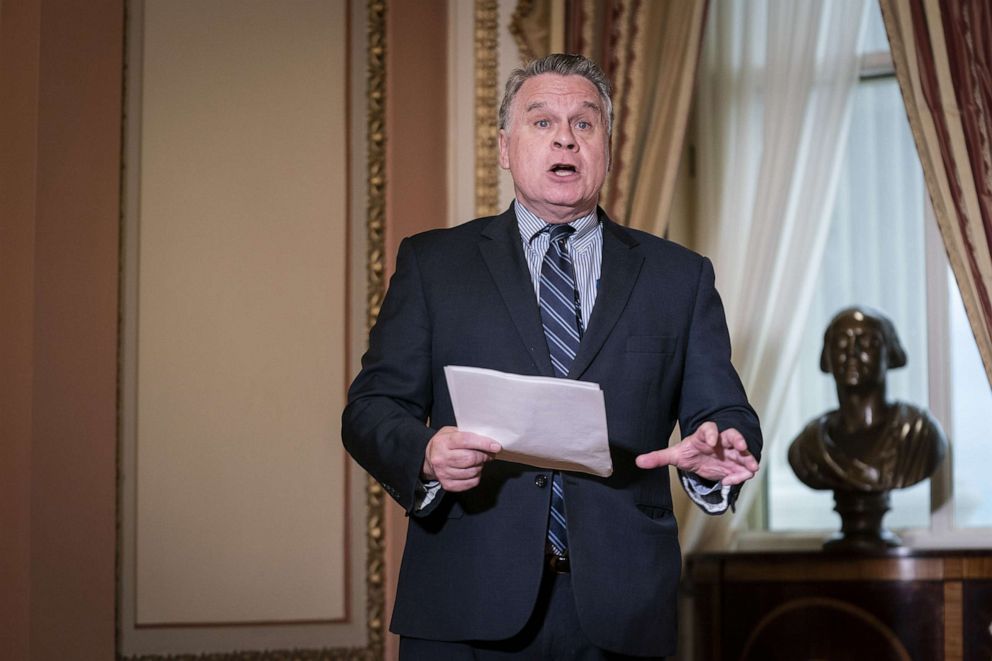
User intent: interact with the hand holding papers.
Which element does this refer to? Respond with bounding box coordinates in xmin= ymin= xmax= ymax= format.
xmin=443 ymin=366 xmax=613 ymax=477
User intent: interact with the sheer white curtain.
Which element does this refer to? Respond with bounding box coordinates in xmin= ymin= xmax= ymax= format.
xmin=771 ymin=74 xmax=932 ymax=532
xmin=676 ymin=0 xmax=870 ymax=552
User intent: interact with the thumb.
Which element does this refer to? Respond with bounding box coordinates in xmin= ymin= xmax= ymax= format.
xmin=636 ymin=446 xmax=679 ymax=470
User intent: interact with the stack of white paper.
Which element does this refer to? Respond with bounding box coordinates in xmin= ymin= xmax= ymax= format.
xmin=444 ymin=365 xmax=613 ymax=477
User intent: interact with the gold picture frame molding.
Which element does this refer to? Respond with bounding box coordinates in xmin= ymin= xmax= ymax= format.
xmin=362 ymin=0 xmax=388 ymax=658
xmin=474 ymin=0 xmax=501 ymax=217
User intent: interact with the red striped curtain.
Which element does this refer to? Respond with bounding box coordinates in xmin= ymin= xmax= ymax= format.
xmin=880 ymin=0 xmax=992 ymax=386
xmin=564 ymin=0 xmax=708 ymax=237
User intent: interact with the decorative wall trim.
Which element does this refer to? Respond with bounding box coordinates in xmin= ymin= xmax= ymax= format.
xmin=509 ymin=0 xmax=537 ymax=63
xmin=510 ymin=0 xmax=555 ymax=65
xmin=362 ymin=0 xmax=388 ymax=658
xmin=366 ymin=0 xmax=387 ymax=331
xmin=474 ymin=0 xmax=501 ymax=217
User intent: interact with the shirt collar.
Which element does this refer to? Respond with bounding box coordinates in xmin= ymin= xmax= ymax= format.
xmin=514 ymin=200 xmax=599 ymax=245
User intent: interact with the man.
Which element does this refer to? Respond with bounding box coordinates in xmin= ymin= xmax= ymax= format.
xmin=343 ymin=54 xmax=761 ymax=659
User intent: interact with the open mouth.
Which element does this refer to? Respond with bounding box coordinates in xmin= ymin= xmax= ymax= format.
xmin=550 ymin=163 xmax=577 ymax=176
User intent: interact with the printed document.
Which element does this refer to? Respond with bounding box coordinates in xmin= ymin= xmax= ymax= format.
xmin=444 ymin=365 xmax=613 ymax=477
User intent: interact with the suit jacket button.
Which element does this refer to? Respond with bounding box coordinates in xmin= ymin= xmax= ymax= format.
xmin=535 ymin=474 xmax=548 ymax=488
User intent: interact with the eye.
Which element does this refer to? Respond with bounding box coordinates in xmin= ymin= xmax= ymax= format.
xmin=535 ymin=119 xmax=550 ymax=128
xmin=575 ymin=120 xmax=592 ymax=130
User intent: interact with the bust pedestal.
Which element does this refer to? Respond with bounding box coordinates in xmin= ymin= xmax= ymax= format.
xmin=824 ymin=490 xmax=901 ymax=552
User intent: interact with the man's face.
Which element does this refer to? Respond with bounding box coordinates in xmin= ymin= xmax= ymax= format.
xmin=498 ymin=73 xmax=610 ymax=223
xmin=828 ymin=314 xmax=887 ymax=388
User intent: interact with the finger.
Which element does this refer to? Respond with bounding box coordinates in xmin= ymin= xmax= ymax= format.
xmin=732 ymin=462 xmax=758 ymax=481
xmin=704 ymin=454 xmax=758 ymax=481
xmin=426 ymin=435 xmax=492 ymax=477
xmin=732 ymin=438 xmax=750 ymax=455
xmin=636 ymin=447 xmax=679 ymax=469
xmin=735 ymin=451 xmax=759 ymax=470
xmin=719 ymin=428 xmax=746 ymax=451
xmin=450 ymin=431 xmax=502 ymax=454
xmin=440 ymin=475 xmax=481 ymax=492
xmin=722 ymin=469 xmax=754 ymax=486
xmin=724 ymin=447 xmax=759 ymax=473
xmin=690 ymin=422 xmax=719 ymax=447
xmin=448 ymin=449 xmax=496 ymax=469
xmin=437 ymin=465 xmax=483 ymax=481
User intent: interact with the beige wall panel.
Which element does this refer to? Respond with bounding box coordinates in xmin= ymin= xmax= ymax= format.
xmin=447 ymin=0 xmax=476 ymax=226
xmin=135 ymin=0 xmax=347 ymax=625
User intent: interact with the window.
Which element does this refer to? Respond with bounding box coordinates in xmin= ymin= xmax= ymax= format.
xmin=764 ymin=3 xmax=992 ymax=541
xmin=947 ymin=257 xmax=992 ymax=529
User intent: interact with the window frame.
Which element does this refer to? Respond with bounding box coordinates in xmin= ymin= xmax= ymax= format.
xmin=738 ymin=48 xmax=992 ymax=551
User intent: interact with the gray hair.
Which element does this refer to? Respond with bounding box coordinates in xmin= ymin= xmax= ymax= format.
xmin=498 ymin=53 xmax=613 ymax=138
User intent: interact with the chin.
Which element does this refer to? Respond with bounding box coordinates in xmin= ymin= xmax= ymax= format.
xmin=546 ymin=196 xmax=593 ymax=213
xmin=839 ymin=372 xmax=863 ymax=387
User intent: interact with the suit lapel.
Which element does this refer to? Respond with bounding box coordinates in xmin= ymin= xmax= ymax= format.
xmin=569 ymin=214 xmax=643 ymax=379
xmin=479 ymin=207 xmax=556 ymax=377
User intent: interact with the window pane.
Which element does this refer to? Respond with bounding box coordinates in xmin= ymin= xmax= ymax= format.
xmin=949 ymin=272 xmax=992 ymax=527
xmin=861 ymin=2 xmax=890 ymax=54
xmin=768 ymin=76 xmax=930 ymax=531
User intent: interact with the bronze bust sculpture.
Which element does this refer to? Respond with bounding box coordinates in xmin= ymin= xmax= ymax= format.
xmin=788 ymin=307 xmax=947 ymax=551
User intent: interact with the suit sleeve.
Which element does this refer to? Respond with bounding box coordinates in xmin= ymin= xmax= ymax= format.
xmin=677 ymin=257 xmax=763 ymax=512
xmin=342 ymin=238 xmax=438 ymax=514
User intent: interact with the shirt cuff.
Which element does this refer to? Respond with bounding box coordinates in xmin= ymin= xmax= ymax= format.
xmin=415 ymin=479 xmax=442 ymax=511
xmin=680 ymin=471 xmax=732 ymax=514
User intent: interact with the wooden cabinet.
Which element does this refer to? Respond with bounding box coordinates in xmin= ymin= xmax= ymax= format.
xmin=686 ymin=549 xmax=992 ymax=660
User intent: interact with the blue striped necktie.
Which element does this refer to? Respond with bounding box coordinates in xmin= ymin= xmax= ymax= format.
xmin=537 ymin=223 xmax=581 ymax=557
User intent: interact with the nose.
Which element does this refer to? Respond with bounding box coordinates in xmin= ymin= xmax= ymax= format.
xmin=553 ymin=125 xmax=577 ymax=151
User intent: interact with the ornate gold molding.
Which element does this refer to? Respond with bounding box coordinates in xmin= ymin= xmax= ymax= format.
xmin=363 ymin=0 xmax=387 ymax=659
xmin=509 ymin=0 xmax=537 ymax=63
xmin=475 ymin=0 xmax=501 ymax=217
xmin=367 ymin=0 xmax=386 ymax=333
xmin=509 ymin=0 xmax=552 ymax=64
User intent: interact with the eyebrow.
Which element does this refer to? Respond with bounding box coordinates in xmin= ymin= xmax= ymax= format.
xmin=524 ymin=100 xmax=602 ymax=115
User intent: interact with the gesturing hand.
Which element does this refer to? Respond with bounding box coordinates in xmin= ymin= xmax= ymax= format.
xmin=422 ymin=426 xmax=502 ymax=492
xmin=634 ymin=422 xmax=758 ymax=486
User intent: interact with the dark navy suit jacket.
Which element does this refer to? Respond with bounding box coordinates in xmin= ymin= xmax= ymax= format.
xmin=342 ymin=206 xmax=761 ymax=657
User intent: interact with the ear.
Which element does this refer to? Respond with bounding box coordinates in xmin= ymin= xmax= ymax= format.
xmin=888 ymin=343 xmax=908 ymax=369
xmin=498 ymin=129 xmax=510 ymax=170
xmin=819 ymin=344 xmax=830 ymax=373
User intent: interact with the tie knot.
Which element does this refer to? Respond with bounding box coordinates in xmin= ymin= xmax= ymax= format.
xmin=545 ymin=223 xmax=575 ymax=245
